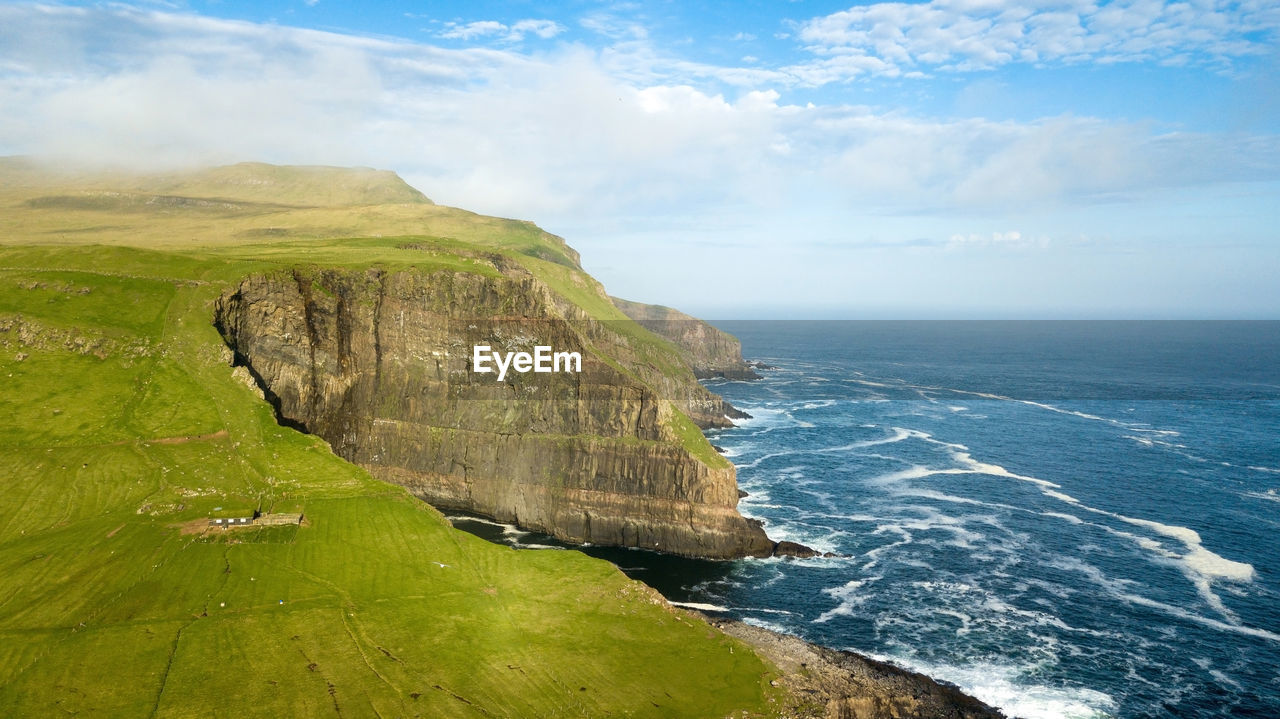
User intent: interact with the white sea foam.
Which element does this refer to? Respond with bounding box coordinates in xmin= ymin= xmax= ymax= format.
xmin=1048 ymin=555 xmax=1280 ymax=644
xmin=935 ymin=608 xmax=974 ymax=635
xmin=853 ymin=652 xmax=1117 ymax=719
xmin=448 ymin=514 xmax=529 ymax=538
xmin=866 ymin=377 xmax=1184 ymax=440
xmin=740 ymin=616 xmax=791 ymax=634
xmin=738 ymin=606 xmax=797 ymax=615
xmin=1113 ymin=589 xmax=1280 ymax=643
xmin=736 ymin=427 xmax=918 ymax=470
xmin=849 ymin=379 xmax=895 ymax=389
xmin=860 ymin=525 xmax=913 ymax=570
xmin=1123 ymin=436 xmax=1211 ymax=462
xmin=1209 ymin=669 xmax=1245 ymax=691
xmin=669 ymin=601 xmax=729 ymax=612
xmin=867 ymin=427 xmax=1259 ymax=626
xmin=1122 ymin=518 xmax=1255 ymax=581
xmin=864 ymin=465 xmax=938 ymax=486
xmin=734 ymin=450 xmax=797 ymax=470
xmin=1016 ymin=399 xmax=1179 ymax=438
xmin=1248 ymin=465 xmax=1280 ymax=474
xmin=1243 ymin=489 xmax=1280 ymax=503
xmin=943 ymin=436 xmax=1252 ymax=585
xmin=727 ymin=405 xmax=790 ymax=429
xmin=814 ymin=576 xmax=881 ymax=623
xmin=754 ymin=519 xmax=845 ymax=554
xmin=799 ymin=400 xmax=838 ymax=411
xmin=1069 ymin=509 xmax=1256 ymax=620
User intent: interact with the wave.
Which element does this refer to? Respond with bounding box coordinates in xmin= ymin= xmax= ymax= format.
xmin=739 ymin=616 xmax=792 ymax=634
xmin=749 ymin=517 xmax=848 ymax=555
xmin=669 ymin=601 xmax=730 ymax=612
xmin=711 ymin=358 xmax=1278 ymax=716
xmin=883 ymin=656 xmax=1117 ymax=719
xmin=814 ymin=577 xmax=882 ymax=623
xmin=1243 ymin=489 xmax=1280 ymax=503
xmin=1045 ymin=554 xmax=1280 ymax=644
xmin=1122 ymin=434 xmax=1212 ymax=462
xmin=733 ymin=426 xmax=918 ymax=470
xmin=669 ymin=601 xmax=797 ymax=617
xmin=850 ymin=376 xmax=1184 ymax=439
xmin=799 ymin=399 xmax=838 ymax=411
xmin=447 ymin=514 xmax=530 ymax=537
xmin=847 ymin=427 xmax=1259 ymax=627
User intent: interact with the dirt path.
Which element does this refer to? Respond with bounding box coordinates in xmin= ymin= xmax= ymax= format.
xmin=112 ymin=429 xmax=229 ymax=446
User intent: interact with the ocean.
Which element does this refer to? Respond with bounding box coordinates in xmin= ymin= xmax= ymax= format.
xmin=453 ymin=321 xmax=1280 ymax=718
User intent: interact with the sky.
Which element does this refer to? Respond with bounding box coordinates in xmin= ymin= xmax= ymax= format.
xmin=1 ymin=1 xmax=1278 ymax=318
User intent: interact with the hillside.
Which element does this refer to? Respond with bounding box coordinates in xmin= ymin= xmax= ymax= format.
xmin=612 ymin=296 xmax=763 ymax=380
xmin=0 ymin=162 xmax=782 ymax=716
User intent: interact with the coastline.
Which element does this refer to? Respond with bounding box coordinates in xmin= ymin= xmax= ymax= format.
xmin=447 ymin=513 xmax=1006 ymax=717
xmin=694 ymin=612 xmax=1007 ymax=719
xmin=693 ymin=359 xmax=1005 ymax=718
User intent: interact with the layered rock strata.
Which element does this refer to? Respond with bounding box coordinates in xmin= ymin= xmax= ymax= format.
xmin=214 ymin=256 xmax=778 ymax=558
xmin=611 ymin=297 xmax=762 ymax=380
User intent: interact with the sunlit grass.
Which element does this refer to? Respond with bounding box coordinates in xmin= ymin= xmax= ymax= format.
xmin=0 ymin=163 xmax=775 ymax=717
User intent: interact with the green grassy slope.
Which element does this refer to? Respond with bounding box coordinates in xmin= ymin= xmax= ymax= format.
xmin=0 ymin=167 xmax=776 ymax=716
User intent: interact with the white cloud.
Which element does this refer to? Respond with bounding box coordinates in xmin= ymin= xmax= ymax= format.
xmin=439 ymin=20 xmax=507 ymax=41
xmin=0 ymin=4 xmax=1276 ymax=224
xmin=797 ymin=0 xmax=1280 ymax=78
xmin=0 ymin=4 xmax=1276 ymax=314
xmin=946 ymin=230 xmax=1051 ymax=250
xmin=510 ymin=19 xmax=565 ymax=40
xmin=439 ymin=18 xmax=564 ymax=43
xmin=580 ymin=13 xmax=648 ymax=41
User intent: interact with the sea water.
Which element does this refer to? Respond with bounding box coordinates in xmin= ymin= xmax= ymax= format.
xmin=455 ymin=321 xmax=1280 ymax=718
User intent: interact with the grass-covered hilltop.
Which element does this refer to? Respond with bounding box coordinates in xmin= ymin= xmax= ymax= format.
xmin=0 ymin=159 xmax=1002 ymax=718
xmin=0 ymin=158 xmax=782 ymax=717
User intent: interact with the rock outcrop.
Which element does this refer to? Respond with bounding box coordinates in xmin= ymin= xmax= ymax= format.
xmin=214 ymin=253 xmax=780 ymax=558
xmin=705 ymin=616 xmax=1006 ymax=719
xmin=610 ymin=297 xmax=761 ymax=380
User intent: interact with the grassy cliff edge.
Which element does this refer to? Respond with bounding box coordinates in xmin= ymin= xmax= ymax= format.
xmin=0 ymin=161 xmax=782 ymax=716
xmin=0 ymin=161 xmax=1001 ymax=718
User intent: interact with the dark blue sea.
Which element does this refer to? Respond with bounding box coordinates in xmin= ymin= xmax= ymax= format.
xmin=456 ymin=321 xmax=1280 ymax=718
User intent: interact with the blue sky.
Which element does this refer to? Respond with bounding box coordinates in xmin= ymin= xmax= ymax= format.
xmin=1 ymin=1 xmax=1278 ymax=317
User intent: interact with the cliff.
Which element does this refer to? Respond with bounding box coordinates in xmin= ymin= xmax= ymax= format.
xmin=611 ymin=297 xmax=762 ymax=380
xmin=0 ymin=162 xmax=990 ymax=718
xmin=214 ymin=251 xmax=778 ymax=559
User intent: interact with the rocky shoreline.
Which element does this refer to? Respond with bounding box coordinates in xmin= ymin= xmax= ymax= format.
xmin=690 ymin=612 xmax=1007 ymax=719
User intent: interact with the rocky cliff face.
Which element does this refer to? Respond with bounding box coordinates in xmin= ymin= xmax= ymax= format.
xmin=611 ymin=297 xmax=761 ymax=380
xmin=213 ymin=254 xmax=777 ymax=558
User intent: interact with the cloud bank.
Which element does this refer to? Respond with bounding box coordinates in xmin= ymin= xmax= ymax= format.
xmin=1 ymin=3 xmax=1276 ymax=315
xmin=1 ymin=3 xmax=1274 ymax=225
